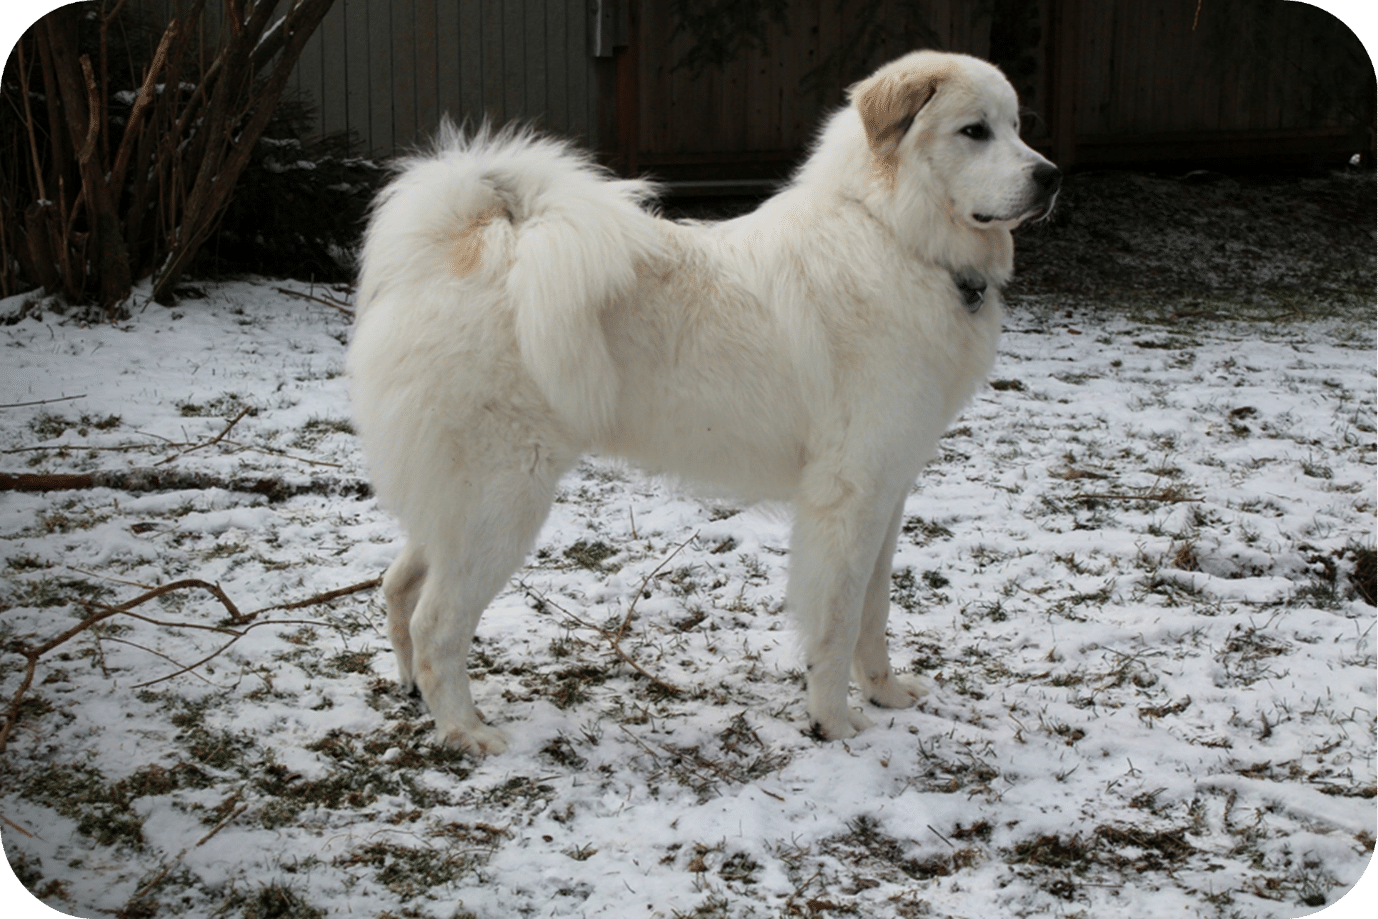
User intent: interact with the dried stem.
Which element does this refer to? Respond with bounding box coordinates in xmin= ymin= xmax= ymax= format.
xmin=249 ymin=576 xmax=383 ymax=617
xmin=0 ymin=573 xmax=385 ymax=754
xmin=155 ymin=405 xmax=253 ymax=465
xmin=534 ymin=592 xmax=685 ymax=697
xmin=124 ymin=795 xmax=248 ymax=908
xmin=274 ymin=285 xmax=355 ymax=317
xmin=0 ymin=394 xmax=87 ymax=409
xmin=525 ymin=534 xmax=700 ymax=697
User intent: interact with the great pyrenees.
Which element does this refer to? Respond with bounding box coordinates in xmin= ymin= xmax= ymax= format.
xmin=348 ymin=51 xmax=1060 ymax=754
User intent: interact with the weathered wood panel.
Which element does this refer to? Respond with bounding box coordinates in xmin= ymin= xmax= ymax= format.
xmin=125 ymin=1 xmax=1370 ymax=168
xmin=1065 ymin=0 xmax=1370 ymax=152
xmin=632 ymin=0 xmax=997 ymax=178
xmin=277 ymin=0 xmax=599 ymax=156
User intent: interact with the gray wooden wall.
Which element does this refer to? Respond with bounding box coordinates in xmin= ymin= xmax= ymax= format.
xmin=135 ymin=0 xmax=600 ymax=157
xmin=125 ymin=1 xmax=1371 ymax=169
xmin=291 ymin=0 xmax=599 ymax=156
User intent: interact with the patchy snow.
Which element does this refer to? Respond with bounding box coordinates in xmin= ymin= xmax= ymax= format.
xmin=0 ymin=278 xmax=1373 ymax=919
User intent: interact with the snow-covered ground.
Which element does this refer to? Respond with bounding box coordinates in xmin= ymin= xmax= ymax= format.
xmin=1 ymin=279 xmax=1373 ymax=918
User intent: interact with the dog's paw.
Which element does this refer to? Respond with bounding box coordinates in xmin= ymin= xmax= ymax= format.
xmin=809 ymin=707 xmax=874 ymax=741
xmin=865 ymin=672 xmax=928 ymax=709
xmin=438 ymin=722 xmax=510 ymax=756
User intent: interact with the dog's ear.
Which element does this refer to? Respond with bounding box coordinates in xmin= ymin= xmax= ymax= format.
xmin=848 ymin=70 xmax=943 ymax=161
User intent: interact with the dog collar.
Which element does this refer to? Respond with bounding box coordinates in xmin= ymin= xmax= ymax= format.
xmin=952 ymin=272 xmax=986 ymax=313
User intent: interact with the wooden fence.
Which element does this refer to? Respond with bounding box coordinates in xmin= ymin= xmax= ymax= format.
xmin=621 ymin=0 xmax=1371 ymax=177
xmin=135 ymin=0 xmax=601 ymax=155
xmin=626 ymin=0 xmax=995 ymax=180
xmin=1048 ymin=0 xmax=1373 ymax=167
xmin=126 ymin=1 xmax=1371 ymax=171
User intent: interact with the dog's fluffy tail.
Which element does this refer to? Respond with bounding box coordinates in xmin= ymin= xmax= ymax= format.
xmin=358 ymin=121 xmax=663 ymax=440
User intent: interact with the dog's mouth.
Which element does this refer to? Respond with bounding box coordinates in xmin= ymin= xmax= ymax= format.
xmin=1032 ymin=189 xmax=1060 ymax=221
xmin=972 ymin=191 xmax=1060 ymax=228
xmin=968 ymin=210 xmax=1025 ymax=229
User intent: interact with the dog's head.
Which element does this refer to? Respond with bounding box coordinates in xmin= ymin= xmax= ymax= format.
xmin=848 ymin=51 xmax=1060 ymax=232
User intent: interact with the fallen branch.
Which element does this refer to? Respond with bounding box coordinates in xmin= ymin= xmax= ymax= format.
xmin=155 ymin=405 xmax=252 ymax=465
xmin=531 ymin=591 xmax=684 ymax=697
xmin=524 ymin=534 xmax=699 ymax=698
xmin=0 ymin=574 xmax=383 ymax=754
xmin=616 ymin=532 xmax=698 ymax=644
xmin=274 ymin=285 xmax=354 ymax=318
xmin=1071 ymin=489 xmax=1200 ymax=504
xmin=616 ymin=724 xmax=788 ymax=801
xmin=0 ymin=468 xmax=369 ymax=500
xmin=0 ymin=394 xmax=87 ymax=409
xmin=128 ymin=616 xmax=324 ymax=690
xmin=1 ymin=578 xmax=241 ymax=753
xmin=3 ymin=439 xmax=173 ymax=455
xmin=216 ymin=439 xmax=346 ymax=469
xmin=1 ymin=815 xmax=35 ymax=838
xmin=122 ymin=794 xmax=249 ymax=911
xmin=247 ymin=576 xmax=383 ymax=618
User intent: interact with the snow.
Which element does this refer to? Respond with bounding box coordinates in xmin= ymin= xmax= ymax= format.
xmin=0 ymin=279 xmax=1373 ymax=918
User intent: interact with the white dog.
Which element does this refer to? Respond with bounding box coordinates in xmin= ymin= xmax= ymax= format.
xmin=348 ymin=51 xmax=1059 ymax=755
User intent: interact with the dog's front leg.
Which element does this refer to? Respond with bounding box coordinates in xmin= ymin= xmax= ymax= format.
xmin=788 ymin=483 xmax=902 ymax=740
xmin=853 ymin=496 xmax=926 ymax=708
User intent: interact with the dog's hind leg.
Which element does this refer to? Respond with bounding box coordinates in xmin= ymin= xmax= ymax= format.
xmin=409 ymin=453 xmax=569 ymax=756
xmin=382 ymin=540 xmax=428 ymax=696
xmin=853 ymin=497 xmax=927 ymax=709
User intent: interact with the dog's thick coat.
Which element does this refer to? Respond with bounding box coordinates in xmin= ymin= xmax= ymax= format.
xmin=349 ymin=51 xmax=1059 ymax=754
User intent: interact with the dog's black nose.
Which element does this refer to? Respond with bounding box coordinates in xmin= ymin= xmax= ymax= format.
xmin=1033 ymin=163 xmax=1062 ymax=194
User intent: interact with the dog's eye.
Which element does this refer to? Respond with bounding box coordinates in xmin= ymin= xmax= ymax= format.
xmin=960 ymin=123 xmax=990 ymax=141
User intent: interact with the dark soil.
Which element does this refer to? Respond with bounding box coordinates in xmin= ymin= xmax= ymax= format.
xmin=1009 ymin=167 xmax=1377 ymax=306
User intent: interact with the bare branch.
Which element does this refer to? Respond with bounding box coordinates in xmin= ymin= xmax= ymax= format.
xmin=247 ymin=576 xmax=383 ymax=617
xmin=0 ymin=394 xmax=87 ymax=409
xmin=77 ymin=54 xmax=100 ymax=164
xmin=155 ymin=404 xmax=253 ymax=465
xmin=0 ymin=571 xmax=381 ymax=753
xmin=109 ymin=19 xmax=177 ymax=195
xmin=274 ymin=285 xmax=355 ymax=318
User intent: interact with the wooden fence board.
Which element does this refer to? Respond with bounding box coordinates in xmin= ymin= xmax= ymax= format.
xmin=115 ymin=1 xmax=1363 ymax=167
xmin=392 ymin=1 xmax=418 ymax=148
xmin=317 ymin=3 xmax=348 ymax=139
xmin=544 ymin=0 xmax=569 ymax=135
xmin=414 ymin=0 xmax=440 ymax=139
xmin=458 ymin=0 xmax=485 ymax=127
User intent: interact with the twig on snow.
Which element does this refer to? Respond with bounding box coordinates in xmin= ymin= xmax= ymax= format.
xmin=525 ymin=533 xmax=699 ymax=697
xmin=531 ymin=591 xmax=684 ymax=697
xmin=247 ymin=576 xmax=383 ymax=617
xmin=0 ymin=394 xmax=87 ymax=409
xmin=123 ymin=794 xmax=249 ymax=909
xmin=1071 ymin=489 xmax=1200 ymax=504
xmin=0 ymin=468 xmax=368 ymax=499
xmin=155 ymin=405 xmax=253 ymax=465
xmin=0 ymin=574 xmax=382 ymax=754
xmin=2 ymin=815 xmax=35 ymax=838
xmin=0 ymin=579 xmax=243 ymax=753
xmin=616 ymin=531 xmax=699 ymax=644
xmin=274 ymin=285 xmax=354 ymax=317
